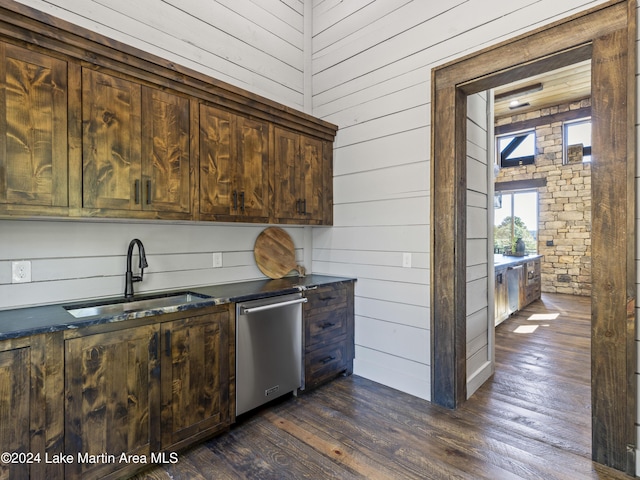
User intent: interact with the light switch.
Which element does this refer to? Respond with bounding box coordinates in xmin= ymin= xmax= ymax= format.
xmin=402 ymin=252 xmax=412 ymax=268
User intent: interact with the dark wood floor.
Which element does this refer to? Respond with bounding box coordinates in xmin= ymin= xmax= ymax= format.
xmin=133 ymin=293 xmax=633 ymax=479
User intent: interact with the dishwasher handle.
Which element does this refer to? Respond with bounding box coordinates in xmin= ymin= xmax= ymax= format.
xmin=241 ymin=297 xmax=307 ymax=315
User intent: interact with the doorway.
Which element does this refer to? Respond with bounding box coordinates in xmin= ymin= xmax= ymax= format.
xmin=430 ymin=0 xmax=635 ymax=474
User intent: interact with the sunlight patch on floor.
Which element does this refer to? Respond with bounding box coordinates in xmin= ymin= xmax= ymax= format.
xmin=527 ymin=313 xmax=559 ymax=321
xmin=514 ymin=325 xmax=539 ymax=334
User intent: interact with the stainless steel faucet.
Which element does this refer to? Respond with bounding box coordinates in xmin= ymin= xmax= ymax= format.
xmin=124 ymin=238 xmax=148 ymax=298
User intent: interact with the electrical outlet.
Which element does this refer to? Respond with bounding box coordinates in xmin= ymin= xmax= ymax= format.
xmin=12 ymin=260 xmax=32 ymax=283
xmin=402 ymin=252 xmax=412 ymax=268
xmin=212 ymin=252 xmax=223 ymax=268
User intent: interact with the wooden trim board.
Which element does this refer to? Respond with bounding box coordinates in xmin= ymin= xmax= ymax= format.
xmin=431 ymin=0 xmax=636 ymax=473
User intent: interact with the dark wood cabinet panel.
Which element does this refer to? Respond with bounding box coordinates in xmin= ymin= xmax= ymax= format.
xmin=64 ymin=324 xmax=160 ymax=480
xmin=160 ymin=307 xmax=230 ymax=449
xmin=0 ymin=344 xmax=31 ymax=480
xmin=199 ymin=104 xmax=233 ymax=217
xmin=199 ymin=104 xmax=269 ymax=221
xmin=141 ymin=86 xmax=191 ymax=213
xmin=83 ymin=69 xmax=191 ymax=216
xmin=235 ymin=115 xmax=269 ymax=219
xmin=82 ymin=68 xmax=142 ymax=211
xmin=0 ymin=334 xmax=64 ymax=480
xmin=302 ymin=282 xmax=354 ymax=391
xmin=274 ymin=127 xmax=329 ymax=224
xmin=0 ymin=42 xmax=68 ymax=210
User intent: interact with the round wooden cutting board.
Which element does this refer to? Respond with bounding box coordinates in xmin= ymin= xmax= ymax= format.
xmin=254 ymin=227 xmax=305 ymax=279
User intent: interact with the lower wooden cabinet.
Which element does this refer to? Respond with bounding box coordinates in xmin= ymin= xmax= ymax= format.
xmin=64 ymin=324 xmax=160 ymax=480
xmin=0 ymin=281 xmax=355 ymax=479
xmin=302 ymin=281 xmax=354 ymax=391
xmin=0 ymin=334 xmax=64 ymax=480
xmin=62 ymin=304 xmax=232 ymax=480
xmin=160 ymin=310 xmax=230 ymax=449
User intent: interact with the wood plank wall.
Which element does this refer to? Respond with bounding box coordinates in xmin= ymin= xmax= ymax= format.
xmin=0 ymin=0 xmax=308 ymax=310
xmin=0 ymin=220 xmax=308 ymax=309
xmin=10 ymin=0 xmax=306 ymax=110
xmin=466 ymin=91 xmax=493 ymax=397
xmin=310 ymin=0 xmax=613 ymax=402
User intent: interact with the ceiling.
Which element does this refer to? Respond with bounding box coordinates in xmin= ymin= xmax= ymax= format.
xmin=493 ymin=60 xmax=591 ymax=119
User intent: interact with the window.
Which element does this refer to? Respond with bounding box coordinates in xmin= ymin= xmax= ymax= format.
xmin=494 ymin=190 xmax=538 ymax=255
xmin=564 ymin=118 xmax=591 ymax=163
xmin=497 ymin=130 xmax=535 ymax=168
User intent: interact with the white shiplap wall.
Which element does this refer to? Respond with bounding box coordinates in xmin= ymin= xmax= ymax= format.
xmin=11 ymin=0 xmax=306 ymax=110
xmin=1 ymin=0 xmax=310 ymax=310
xmin=0 ymin=219 xmax=308 ymax=309
xmin=310 ymin=0 xmax=612 ymax=402
xmin=466 ymin=91 xmax=493 ymax=398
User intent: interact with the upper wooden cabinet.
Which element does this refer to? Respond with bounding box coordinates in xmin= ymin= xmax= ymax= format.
xmin=82 ymin=69 xmax=191 ymax=217
xmin=0 ymin=42 xmax=68 ymax=214
xmin=0 ymin=2 xmax=337 ymax=224
xmin=274 ymin=127 xmax=332 ymax=224
xmin=199 ymin=104 xmax=269 ymax=221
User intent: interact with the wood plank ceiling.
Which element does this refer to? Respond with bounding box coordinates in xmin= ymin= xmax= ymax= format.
xmin=493 ymin=59 xmax=591 ymax=119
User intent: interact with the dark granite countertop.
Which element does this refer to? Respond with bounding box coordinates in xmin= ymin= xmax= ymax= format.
xmin=494 ymin=254 xmax=542 ymax=269
xmin=0 ymin=274 xmax=355 ymax=340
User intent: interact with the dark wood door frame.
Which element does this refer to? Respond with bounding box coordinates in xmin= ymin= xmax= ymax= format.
xmin=430 ymin=0 xmax=636 ymax=473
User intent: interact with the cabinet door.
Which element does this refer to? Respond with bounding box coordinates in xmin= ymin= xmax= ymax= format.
xmin=235 ymin=115 xmax=269 ymax=219
xmin=0 ymin=345 xmax=31 ymax=480
xmin=64 ymin=325 xmax=160 ymax=480
xmin=274 ymin=127 xmax=327 ymax=223
xmin=141 ymin=86 xmax=190 ymax=213
xmin=300 ymin=135 xmax=324 ymax=221
xmin=0 ymin=43 xmax=68 ymax=208
xmin=273 ymin=127 xmax=301 ymax=220
xmin=82 ymin=69 xmax=142 ymax=210
xmin=199 ymin=104 xmax=234 ymax=216
xmin=160 ymin=308 xmax=230 ymax=449
xmin=0 ymin=335 xmax=64 ymax=480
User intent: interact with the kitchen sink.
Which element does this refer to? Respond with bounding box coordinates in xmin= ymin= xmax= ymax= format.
xmin=64 ymin=291 xmax=211 ymax=319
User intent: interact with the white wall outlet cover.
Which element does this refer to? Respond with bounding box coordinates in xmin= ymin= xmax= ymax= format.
xmin=12 ymin=260 xmax=32 ymax=283
xmin=402 ymin=252 xmax=412 ymax=268
xmin=212 ymin=252 xmax=223 ymax=268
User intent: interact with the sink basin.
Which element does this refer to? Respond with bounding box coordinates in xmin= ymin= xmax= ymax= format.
xmin=64 ymin=291 xmax=211 ymax=319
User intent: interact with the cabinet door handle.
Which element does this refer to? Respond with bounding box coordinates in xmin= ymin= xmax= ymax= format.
xmin=239 ymin=191 xmax=245 ymax=213
xmin=165 ymin=330 xmax=171 ymax=357
xmin=232 ymin=190 xmax=238 ymax=211
xmin=146 ymin=180 xmax=152 ymax=205
xmin=320 ymin=322 xmax=336 ymax=329
xmin=134 ymin=180 xmax=140 ymax=204
xmin=320 ymin=355 xmax=336 ymax=364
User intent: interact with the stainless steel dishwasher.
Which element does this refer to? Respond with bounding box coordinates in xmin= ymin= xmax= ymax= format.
xmin=236 ymin=292 xmax=307 ymax=416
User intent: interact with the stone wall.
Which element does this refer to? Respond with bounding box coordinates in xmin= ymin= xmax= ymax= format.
xmin=495 ymin=99 xmax=591 ymax=296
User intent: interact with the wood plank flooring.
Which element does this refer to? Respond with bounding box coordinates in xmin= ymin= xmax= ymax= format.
xmin=133 ymin=293 xmax=633 ymax=479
